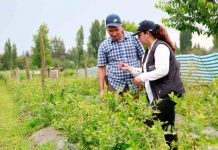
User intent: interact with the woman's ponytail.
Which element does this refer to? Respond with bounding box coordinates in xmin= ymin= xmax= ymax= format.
xmin=150 ymin=25 xmax=176 ymax=53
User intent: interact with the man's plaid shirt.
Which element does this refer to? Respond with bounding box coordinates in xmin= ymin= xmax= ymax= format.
xmin=98 ymin=32 xmax=144 ymax=92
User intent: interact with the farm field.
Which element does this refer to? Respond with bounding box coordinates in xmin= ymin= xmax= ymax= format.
xmin=0 ymin=72 xmax=217 ymax=150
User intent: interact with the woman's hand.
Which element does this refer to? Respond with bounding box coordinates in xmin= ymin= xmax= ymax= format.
xmin=133 ymin=75 xmax=142 ymax=87
xmin=118 ymin=62 xmax=132 ymax=73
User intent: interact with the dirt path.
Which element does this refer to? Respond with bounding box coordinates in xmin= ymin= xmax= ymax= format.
xmin=0 ymin=83 xmax=31 ymax=149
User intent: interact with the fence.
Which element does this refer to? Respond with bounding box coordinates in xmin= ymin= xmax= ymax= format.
xmin=76 ymin=53 xmax=218 ymax=82
xmin=176 ymin=52 xmax=218 ymax=82
xmin=77 ymin=67 xmax=98 ymax=77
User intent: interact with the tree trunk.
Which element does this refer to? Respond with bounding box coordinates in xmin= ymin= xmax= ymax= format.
xmin=40 ymin=32 xmax=46 ymax=89
xmin=25 ymin=56 xmax=30 ymax=81
xmin=84 ymin=53 xmax=88 ymax=78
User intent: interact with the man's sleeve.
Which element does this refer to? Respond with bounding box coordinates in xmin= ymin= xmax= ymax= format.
xmin=97 ymin=44 xmax=107 ymax=66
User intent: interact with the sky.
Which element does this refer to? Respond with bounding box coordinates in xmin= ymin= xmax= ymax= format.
xmin=0 ymin=0 xmax=213 ymax=56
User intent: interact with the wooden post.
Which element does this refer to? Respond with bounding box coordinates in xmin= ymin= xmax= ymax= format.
xmin=84 ymin=53 xmax=88 ymax=78
xmin=47 ymin=67 xmax=50 ymax=78
xmin=16 ymin=68 xmax=20 ymax=83
xmin=25 ymin=56 xmax=30 ymax=81
xmin=8 ymin=71 xmax=11 ymax=79
xmin=29 ymin=71 xmax=32 ymax=80
xmin=57 ymin=63 xmax=60 ymax=78
xmin=40 ymin=32 xmax=46 ymax=89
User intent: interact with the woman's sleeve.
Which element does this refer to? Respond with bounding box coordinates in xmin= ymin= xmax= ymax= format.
xmin=131 ymin=67 xmax=142 ymax=77
xmin=139 ymin=44 xmax=170 ymax=82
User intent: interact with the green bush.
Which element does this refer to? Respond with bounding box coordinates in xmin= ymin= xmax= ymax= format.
xmin=9 ymin=77 xmax=218 ymax=149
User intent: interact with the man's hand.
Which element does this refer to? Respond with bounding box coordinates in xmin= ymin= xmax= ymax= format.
xmin=100 ymin=90 xmax=105 ymax=96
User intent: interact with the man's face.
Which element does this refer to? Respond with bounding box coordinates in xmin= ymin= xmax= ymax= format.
xmin=106 ymin=25 xmax=124 ymax=41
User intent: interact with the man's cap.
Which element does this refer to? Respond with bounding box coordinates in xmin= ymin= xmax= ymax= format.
xmin=106 ymin=14 xmax=122 ymax=27
xmin=132 ymin=20 xmax=159 ymax=36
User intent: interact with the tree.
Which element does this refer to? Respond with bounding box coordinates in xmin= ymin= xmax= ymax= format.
xmin=11 ymin=44 xmax=17 ymax=69
xmin=2 ymin=39 xmax=17 ymax=70
xmin=87 ymin=20 xmax=106 ymax=65
xmin=189 ymin=43 xmax=207 ymax=55
xmin=213 ymin=34 xmax=218 ymax=49
xmin=50 ymin=36 xmax=66 ymax=59
xmin=123 ymin=21 xmax=137 ymax=32
xmin=123 ymin=21 xmax=149 ymax=50
xmin=17 ymin=55 xmax=25 ymax=69
xmin=31 ymin=24 xmax=52 ymax=68
xmin=67 ymin=47 xmax=78 ymax=69
xmin=180 ymin=31 xmax=192 ymax=53
xmin=50 ymin=36 xmax=66 ymax=67
xmin=2 ymin=39 xmax=12 ymax=70
xmin=100 ymin=20 xmax=106 ymax=42
xmin=155 ymin=0 xmax=218 ymax=36
xmin=75 ymin=26 xmax=84 ymax=68
xmin=0 ymin=54 xmax=3 ymax=70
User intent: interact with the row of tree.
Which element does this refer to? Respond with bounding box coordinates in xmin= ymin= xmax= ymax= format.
xmin=1 ymin=40 xmax=17 ymax=70
xmin=0 ymin=19 xmax=106 ymax=70
xmin=0 ymin=0 xmax=217 ymax=70
xmin=0 ymin=23 xmax=217 ymax=71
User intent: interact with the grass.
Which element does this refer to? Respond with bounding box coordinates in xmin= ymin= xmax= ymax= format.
xmin=0 ymin=82 xmax=31 ymax=149
xmin=0 ymin=81 xmax=55 ymax=150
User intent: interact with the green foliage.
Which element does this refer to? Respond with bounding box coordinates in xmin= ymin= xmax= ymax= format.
xmin=155 ymin=0 xmax=218 ymax=36
xmin=2 ymin=39 xmax=12 ymax=70
xmin=2 ymin=39 xmax=17 ymax=70
xmin=210 ymin=48 xmax=218 ymax=53
xmin=11 ymin=44 xmax=17 ymax=68
xmin=123 ymin=21 xmax=137 ymax=32
xmin=9 ymin=75 xmax=218 ymax=149
xmin=0 ymin=54 xmax=3 ymax=70
xmin=186 ymin=44 xmax=208 ymax=55
xmin=75 ymin=26 xmax=84 ymax=68
xmin=50 ymin=36 xmax=66 ymax=68
xmin=179 ymin=31 xmax=192 ymax=54
xmin=87 ymin=20 xmax=106 ymax=66
xmin=123 ymin=21 xmax=148 ymax=50
xmin=31 ymin=24 xmax=52 ymax=68
xmin=170 ymin=80 xmax=218 ymax=149
xmin=16 ymin=55 xmax=25 ymax=69
xmin=0 ymin=83 xmax=32 ymax=149
xmin=213 ymin=34 xmax=218 ymax=49
xmin=67 ymin=47 xmax=78 ymax=69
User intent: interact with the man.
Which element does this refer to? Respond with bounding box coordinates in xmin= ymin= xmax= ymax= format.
xmin=97 ymin=13 xmax=144 ymax=96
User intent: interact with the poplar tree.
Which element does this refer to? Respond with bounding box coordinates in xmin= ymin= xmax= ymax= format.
xmin=87 ymin=20 xmax=106 ymax=66
xmin=2 ymin=39 xmax=17 ymax=70
xmin=50 ymin=36 xmax=66 ymax=67
xmin=31 ymin=24 xmax=52 ymax=68
xmin=50 ymin=36 xmax=65 ymax=59
xmin=75 ymin=26 xmax=84 ymax=68
xmin=11 ymin=44 xmax=17 ymax=69
xmin=180 ymin=31 xmax=192 ymax=54
xmin=3 ymin=39 xmax=12 ymax=70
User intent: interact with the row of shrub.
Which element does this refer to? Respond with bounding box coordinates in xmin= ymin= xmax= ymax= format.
xmin=9 ymin=77 xmax=218 ymax=149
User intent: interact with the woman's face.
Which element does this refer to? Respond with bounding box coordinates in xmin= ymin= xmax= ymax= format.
xmin=107 ymin=25 xmax=124 ymax=41
xmin=138 ymin=32 xmax=149 ymax=46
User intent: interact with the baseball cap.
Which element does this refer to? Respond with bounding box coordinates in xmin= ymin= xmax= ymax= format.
xmin=106 ymin=14 xmax=122 ymax=27
xmin=132 ymin=20 xmax=159 ymax=36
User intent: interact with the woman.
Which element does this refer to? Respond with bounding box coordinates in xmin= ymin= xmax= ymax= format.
xmin=118 ymin=20 xmax=185 ymax=149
